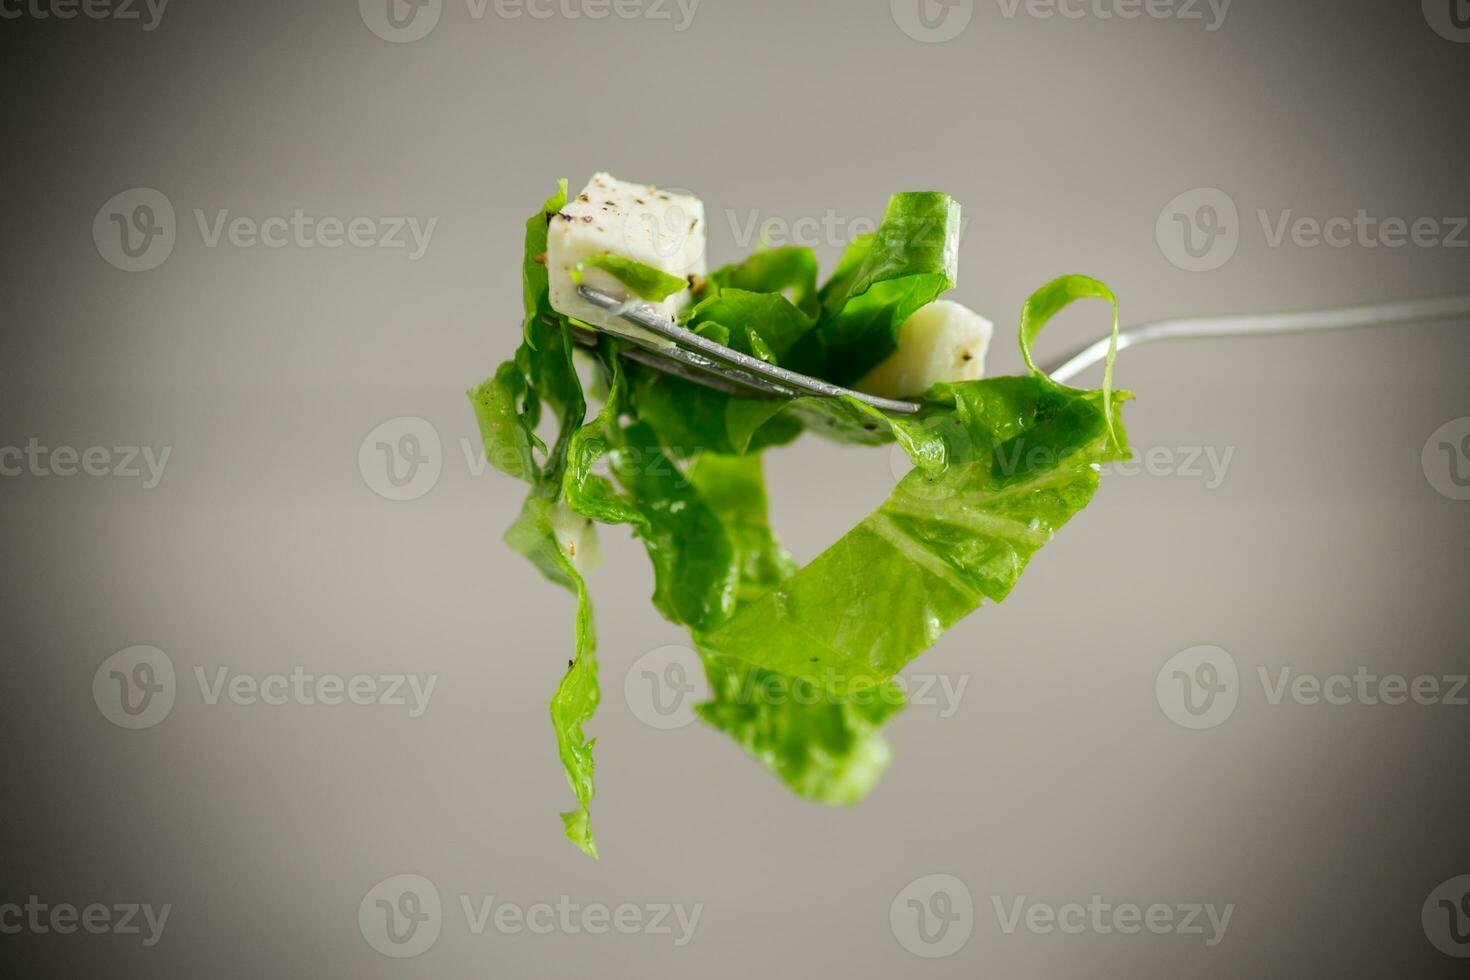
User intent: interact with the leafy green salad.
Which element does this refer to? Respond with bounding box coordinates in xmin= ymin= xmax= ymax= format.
xmin=471 ymin=175 xmax=1130 ymax=857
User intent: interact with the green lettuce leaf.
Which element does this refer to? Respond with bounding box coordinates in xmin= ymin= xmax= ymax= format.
xmin=505 ymin=496 xmax=601 ymax=858
xmin=790 ymin=192 xmax=961 ymax=385
xmin=686 ymin=453 xmax=905 ymax=804
xmin=626 ymin=364 xmax=802 ymax=459
xmin=697 ymin=276 xmax=1129 ymax=685
xmin=465 ymin=181 xmax=623 ymax=858
xmin=686 ymin=289 xmax=815 ymax=364
xmin=612 ymin=421 xmax=739 ymax=633
xmin=695 ymin=653 xmax=904 ymax=805
xmin=582 ymin=253 xmax=690 ymax=302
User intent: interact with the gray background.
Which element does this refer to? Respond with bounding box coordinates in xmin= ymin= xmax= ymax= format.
xmin=3 ymin=0 xmax=1468 ymax=976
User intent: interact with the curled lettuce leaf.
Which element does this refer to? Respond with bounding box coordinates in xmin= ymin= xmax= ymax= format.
xmin=790 ymin=192 xmax=961 ymax=385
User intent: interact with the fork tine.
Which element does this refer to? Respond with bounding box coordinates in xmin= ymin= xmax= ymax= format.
xmin=567 ymin=322 xmax=795 ymax=398
xmin=576 ymin=285 xmax=922 ymax=415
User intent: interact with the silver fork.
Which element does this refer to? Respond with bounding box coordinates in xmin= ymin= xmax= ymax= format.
xmin=574 ymin=284 xmax=1470 ymax=415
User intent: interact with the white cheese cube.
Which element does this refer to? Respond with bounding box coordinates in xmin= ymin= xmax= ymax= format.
xmin=550 ymin=501 xmax=602 ymax=576
xmin=546 ymin=173 xmax=707 ymax=344
xmin=855 ymin=300 xmax=994 ymax=399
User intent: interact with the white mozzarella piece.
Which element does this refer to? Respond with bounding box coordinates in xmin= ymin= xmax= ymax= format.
xmin=546 ymin=173 xmax=707 ymax=345
xmin=855 ymin=300 xmax=994 ymax=399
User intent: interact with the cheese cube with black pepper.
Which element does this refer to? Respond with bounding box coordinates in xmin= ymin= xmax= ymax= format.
xmin=546 ymin=173 xmax=707 ymax=343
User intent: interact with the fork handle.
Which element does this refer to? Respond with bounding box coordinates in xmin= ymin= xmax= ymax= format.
xmin=1044 ymin=293 xmax=1470 ymax=385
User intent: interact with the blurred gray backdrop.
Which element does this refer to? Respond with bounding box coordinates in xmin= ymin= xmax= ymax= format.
xmin=3 ymin=0 xmax=1468 ymax=976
